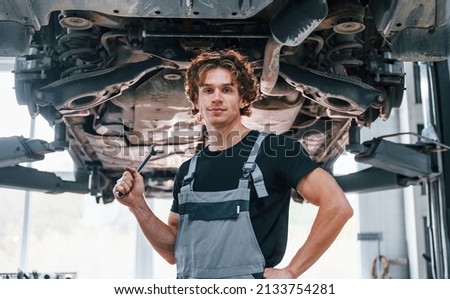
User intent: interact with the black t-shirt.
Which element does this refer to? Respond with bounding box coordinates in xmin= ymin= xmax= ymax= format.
xmin=171 ymin=130 xmax=318 ymax=267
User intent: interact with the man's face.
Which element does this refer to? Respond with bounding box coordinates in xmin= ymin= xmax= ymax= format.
xmin=195 ymin=67 xmax=246 ymax=130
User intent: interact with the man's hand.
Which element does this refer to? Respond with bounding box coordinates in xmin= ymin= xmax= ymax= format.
xmin=264 ymin=267 xmax=296 ymax=279
xmin=113 ymin=166 xmax=145 ymax=207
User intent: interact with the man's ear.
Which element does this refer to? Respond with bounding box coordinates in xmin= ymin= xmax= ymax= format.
xmin=239 ymin=99 xmax=247 ymax=109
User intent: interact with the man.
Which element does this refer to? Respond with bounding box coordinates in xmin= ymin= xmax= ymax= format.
xmin=113 ymin=49 xmax=353 ymax=279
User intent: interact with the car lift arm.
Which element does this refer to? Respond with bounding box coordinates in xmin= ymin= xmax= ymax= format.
xmin=335 ymin=126 xmax=448 ymax=194
xmin=0 ymin=135 xmax=89 ymax=194
xmin=0 ymin=135 xmax=55 ymax=168
xmin=0 ymin=165 xmax=89 ymax=194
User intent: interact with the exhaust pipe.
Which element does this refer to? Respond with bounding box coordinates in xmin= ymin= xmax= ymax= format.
xmin=260 ymin=0 xmax=328 ymax=95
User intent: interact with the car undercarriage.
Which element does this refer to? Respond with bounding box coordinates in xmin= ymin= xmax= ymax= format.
xmin=1 ymin=0 xmax=449 ymax=204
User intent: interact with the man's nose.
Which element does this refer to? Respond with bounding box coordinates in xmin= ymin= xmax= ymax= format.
xmin=211 ymin=89 xmax=223 ymax=101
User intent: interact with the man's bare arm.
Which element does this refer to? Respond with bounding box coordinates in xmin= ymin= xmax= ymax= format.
xmin=113 ymin=166 xmax=179 ymax=264
xmin=130 ymin=203 xmax=179 ymax=264
xmin=264 ymin=167 xmax=353 ymax=278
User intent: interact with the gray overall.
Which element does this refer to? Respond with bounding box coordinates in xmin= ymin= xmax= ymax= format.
xmin=175 ymin=132 xmax=269 ymax=279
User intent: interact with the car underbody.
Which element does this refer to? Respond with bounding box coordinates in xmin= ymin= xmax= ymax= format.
xmin=1 ymin=0 xmax=450 ymax=203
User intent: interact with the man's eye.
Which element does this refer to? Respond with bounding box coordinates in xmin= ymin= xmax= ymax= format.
xmin=223 ymin=87 xmax=232 ymax=93
xmin=202 ymin=88 xmax=213 ymax=94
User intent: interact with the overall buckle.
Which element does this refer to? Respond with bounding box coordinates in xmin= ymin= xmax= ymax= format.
xmin=242 ymin=162 xmax=256 ymax=179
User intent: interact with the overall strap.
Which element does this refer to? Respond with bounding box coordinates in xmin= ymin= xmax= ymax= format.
xmin=241 ymin=131 xmax=269 ymax=198
xmin=180 ymin=153 xmax=199 ymax=192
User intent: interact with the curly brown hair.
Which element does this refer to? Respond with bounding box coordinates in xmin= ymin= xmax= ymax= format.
xmin=184 ymin=49 xmax=259 ymax=117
